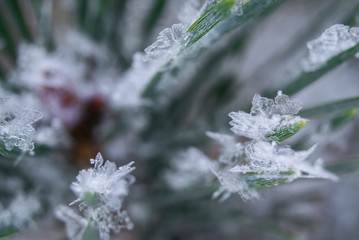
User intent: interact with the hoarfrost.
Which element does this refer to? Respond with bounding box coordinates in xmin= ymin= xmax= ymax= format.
xmin=206 ymin=131 xmax=244 ymax=164
xmin=229 ymin=91 xmax=305 ymax=141
xmin=71 ymin=152 xmax=135 ymax=207
xmin=211 ymin=165 xmax=259 ymax=202
xmin=0 ymin=98 xmax=42 ymax=153
xmin=303 ymin=24 xmax=359 ymax=72
xmin=164 ymin=148 xmax=212 ymax=190
xmin=86 ymin=204 xmax=133 ymax=240
xmin=112 ymin=24 xmax=188 ymax=107
xmin=205 ymin=92 xmax=337 ymax=201
xmin=58 ymin=153 xmax=135 ymax=240
xmin=232 ymin=141 xmax=337 ymax=181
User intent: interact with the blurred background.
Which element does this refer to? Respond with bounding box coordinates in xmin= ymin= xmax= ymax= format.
xmin=1 ymin=0 xmax=359 ymax=239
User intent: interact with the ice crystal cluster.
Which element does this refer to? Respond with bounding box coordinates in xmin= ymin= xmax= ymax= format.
xmin=113 ymin=24 xmax=188 ymax=107
xmin=229 ymin=91 xmax=305 ymax=141
xmin=208 ymin=92 xmax=337 ymax=201
xmin=56 ymin=153 xmax=135 ymax=240
xmin=302 ymin=24 xmax=359 ymax=72
xmin=0 ymin=98 xmax=42 ymax=154
xmin=112 ymin=0 xmax=245 ymax=108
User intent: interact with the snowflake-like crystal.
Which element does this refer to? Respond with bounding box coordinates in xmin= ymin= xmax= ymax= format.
xmin=229 ymin=91 xmax=305 ymax=141
xmin=0 ymin=98 xmax=42 ymax=154
xmin=71 ymin=153 xmax=135 ymax=207
xmin=302 ymin=24 xmax=359 ymax=72
xmin=58 ymin=153 xmax=135 ymax=240
xmin=206 ymin=92 xmax=337 ymax=201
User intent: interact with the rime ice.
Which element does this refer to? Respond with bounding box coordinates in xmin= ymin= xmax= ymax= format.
xmin=71 ymin=153 xmax=135 ymax=205
xmin=231 ymin=142 xmax=337 ymax=181
xmin=229 ymin=91 xmax=305 ymax=141
xmin=58 ymin=153 xmax=135 ymax=240
xmin=0 ymin=98 xmax=42 ymax=153
xmin=206 ymin=131 xmax=244 ymax=164
xmin=211 ymin=165 xmax=259 ymax=202
xmin=303 ymin=24 xmax=359 ymax=72
xmin=206 ymin=92 xmax=337 ymax=201
xmin=112 ymin=24 xmax=188 ymax=107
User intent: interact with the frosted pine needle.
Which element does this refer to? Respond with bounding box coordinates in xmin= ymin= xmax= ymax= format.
xmin=229 ymin=91 xmax=306 ymax=141
xmin=302 ymin=24 xmax=359 ymax=72
xmin=206 ymin=92 xmax=337 ymax=201
xmin=57 ymin=153 xmax=135 ymax=240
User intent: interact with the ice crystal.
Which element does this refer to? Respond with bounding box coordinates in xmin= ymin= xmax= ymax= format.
xmin=229 ymin=91 xmax=305 ymax=141
xmin=231 ymin=141 xmax=337 ymax=180
xmin=164 ymin=148 xmax=212 ymax=190
xmin=58 ymin=153 xmax=135 ymax=240
xmin=71 ymin=153 xmax=135 ymax=206
xmin=0 ymin=193 xmax=41 ymax=230
xmin=206 ymin=92 xmax=337 ymax=201
xmin=206 ymin=131 xmax=244 ymax=164
xmin=112 ymin=24 xmax=188 ymax=107
xmin=211 ymin=165 xmax=259 ymax=202
xmin=86 ymin=204 xmax=133 ymax=240
xmin=303 ymin=24 xmax=359 ymax=72
xmin=0 ymin=98 xmax=42 ymax=153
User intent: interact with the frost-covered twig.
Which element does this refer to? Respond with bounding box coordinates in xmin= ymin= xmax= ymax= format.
xmin=192 ymin=92 xmax=337 ymax=201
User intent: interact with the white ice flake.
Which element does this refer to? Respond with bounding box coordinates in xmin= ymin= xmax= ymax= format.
xmin=0 ymin=98 xmax=42 ymax=153
xmin=206 ymin=131 xmax=244 ymax=163
xmin=302 ymin=24 xmax=359 ymax=72
xmin=206 ymin=92 xmax=337 ymax=201
xmin=112 ymin=24 xmax=188 ymax=107
xmin=71 ymin=153 xmax=135 ymax=207
xmin=229 ymin=91 xmax=305 ymax=141
xmin=232 ymin=141 xmax=337 ymax=180
xmin=58 ymin=153 xmax=135 ymax=240
xmin=211 ymin=164 xmax=259 ymax=202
